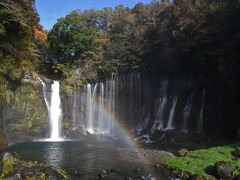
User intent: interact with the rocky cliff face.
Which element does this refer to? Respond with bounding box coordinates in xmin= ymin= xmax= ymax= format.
xmin=0 ymin=76 xmax=48 ymax=144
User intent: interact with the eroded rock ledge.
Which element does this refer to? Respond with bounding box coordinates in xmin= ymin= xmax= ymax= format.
xmin=0 ymin=152 xmax=68 ymax=179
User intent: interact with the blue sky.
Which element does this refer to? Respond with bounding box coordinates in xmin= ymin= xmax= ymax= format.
xmin=35 ymin=0 xmax=152 ymax=30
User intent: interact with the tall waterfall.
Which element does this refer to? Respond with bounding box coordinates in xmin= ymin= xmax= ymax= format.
xmin=50 ymin=81 xmax=62 ymax=140
xmin=39 ymin=78 xmax=62 ymax=141
xmin=86 ymin=84 xmax=93 ymax=133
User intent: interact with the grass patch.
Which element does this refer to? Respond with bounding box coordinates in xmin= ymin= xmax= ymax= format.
xmin=162 ymin=142 xmax=240 ymax=178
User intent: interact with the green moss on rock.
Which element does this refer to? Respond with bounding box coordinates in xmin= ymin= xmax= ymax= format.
xmin=162 ymin=142 xmax=240 ymax=179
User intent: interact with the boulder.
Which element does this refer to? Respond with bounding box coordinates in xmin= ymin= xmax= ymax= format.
xmin=215 ymin=161 xmax=234 ymax=178
xmin=20 ymin=167 xmax=37 ymax=179
xmin=3 ymin=152 xmax=14 ymax=162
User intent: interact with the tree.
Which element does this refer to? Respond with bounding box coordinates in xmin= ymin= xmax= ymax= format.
xmin=0 ymin=0 xmax=39 ymax=60
xmin=48 ymin=11 xmax=99 ymax=67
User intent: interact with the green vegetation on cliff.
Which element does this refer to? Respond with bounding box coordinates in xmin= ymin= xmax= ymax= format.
xmin=0 ymin=0 xmax=48 ymax=148
xmin=9 ymin=84 xmax=48 ymax=135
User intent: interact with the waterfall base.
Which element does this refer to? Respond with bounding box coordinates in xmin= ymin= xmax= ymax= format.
xmin=86 ymin=128 xmax=94 ymax=135
xmin=34 ymin=138 xmax=65 ymax=142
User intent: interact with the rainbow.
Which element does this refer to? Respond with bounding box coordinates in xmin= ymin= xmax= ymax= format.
xmin=94 ymin=104 xmax=158 ymax=176
xmin=89 ymin=95 xmax=159 ymax=175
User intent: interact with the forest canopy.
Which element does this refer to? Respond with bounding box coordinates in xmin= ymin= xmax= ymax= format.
xmin=46 ymin=0 xmax=240 ymax=84
xmin=0 ymin=0 xmax=239 ymax=87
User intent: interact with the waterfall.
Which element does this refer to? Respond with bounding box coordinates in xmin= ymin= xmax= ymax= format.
xmin=49 ymin=81 xmax=62 ymax=140
xmin=37 ymin=74 xmax=211 ymax=142
xmin=63 ymin=73 xmax=207 ymax=138
xmin=72 ymin=86 xmax=77 ymax=130
xmin=84 ymin=83 xmax=100 ymax=134
xmin=92 ymin=83 xmax=98 ymax=132
xmin=157 ymin=97 xmax=167 ymax=130
xmin=182 ymin=95 xmax=193 ymax=133
xmin=109 ymin=74 xmax=115 ymax=133
xmin=86 ymin=84 xmax=94 ymax=134
xmin=152 ymin=79 xmax=169 ymax=131
xmin=166 ymin=96 xmax=178 ymax=130
xmin=98 ymin=83 xmax=104 ymax=133
xmin=98 ymin=75 xmax=115 ymax=134
xmin=39 ymin=78 xmax=62 ymax=141
xmin=197 ymin=89 xmax=206 ymax=133
xmin=38 ymin=77 xmax=49 ymax=110
xmin=66 ymin=73 xmax=120 ymax=136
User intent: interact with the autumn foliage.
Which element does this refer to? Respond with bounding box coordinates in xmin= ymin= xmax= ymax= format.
xmin=34 ymin=24 xmax=48 ymax=47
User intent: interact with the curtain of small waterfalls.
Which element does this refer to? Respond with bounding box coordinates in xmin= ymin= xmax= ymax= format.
xmin=37 ymin=73 xmax=209 ymax=140
xmin=66 ymin=75 xmax=119 ymax=135
xmin=63 ymin=73 xmax=207 ymax=138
